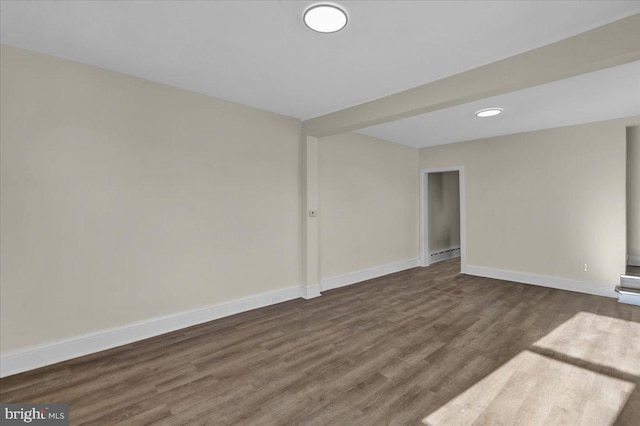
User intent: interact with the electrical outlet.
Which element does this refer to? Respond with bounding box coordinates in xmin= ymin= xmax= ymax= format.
xmin=579 ymin=263 xmax=588 ymax=272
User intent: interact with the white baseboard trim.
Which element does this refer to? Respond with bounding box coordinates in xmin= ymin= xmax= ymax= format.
xmin=629 ymin=254 xmax=640 ymax=267
xmin=0 ymin=285 xmax=301 ymax=378
xmin=429 ymin=248 xmax=461 ymax=264
xmin=300 ymin=284 xmax=321 ymax=299
xmin=465 ymin=265 xmax=617 ymax=299
xmin=321 ymin=258 xmax=419 ymax=292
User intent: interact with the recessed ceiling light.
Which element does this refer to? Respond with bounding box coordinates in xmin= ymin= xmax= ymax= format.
xmin=304 ymin=4 xmax=348 ymax=33
xmin=475 ymin=108 xmax=503 ymax=118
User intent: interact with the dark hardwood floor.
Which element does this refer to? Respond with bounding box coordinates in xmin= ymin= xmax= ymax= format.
xmin=1 ymin=258 xmax=639 ymax=425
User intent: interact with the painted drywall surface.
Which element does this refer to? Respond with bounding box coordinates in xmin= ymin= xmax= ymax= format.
xmin=428 ymin=171 xmax=460 ymax=252
xmin=0 ymin=45 xmax=301 ymax=351
xmin=419 ymin=117 xmax=639 ymax=286
xmin=319 ymin=132 xmax=419 ymax=279
xmin=303 ymin=14 xmax=640 ymax=137
xmin=629 ymin=126 xmax=640 ymax=257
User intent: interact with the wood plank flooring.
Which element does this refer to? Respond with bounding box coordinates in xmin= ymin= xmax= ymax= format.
xmin=2 ymin=258 xmax=639 ymax=425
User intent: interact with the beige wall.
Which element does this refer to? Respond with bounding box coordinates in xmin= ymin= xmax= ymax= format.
xmin=428 ymin=171 xmax=460 ymax=253
xmin=319 ymin=132 xmax=419 ymax=279
xmin=2 ymin=43 xmax=635 ymax=357
xmin=420 ymin=117 xmax=639 ymax=287
xmin=629 ymin=126 xmax=640 ymax=257
xmin=0 ymin=45 xmax=302 ymax=351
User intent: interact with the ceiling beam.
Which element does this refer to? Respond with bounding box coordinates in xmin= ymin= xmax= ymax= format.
xmin=302 ymin=13 xmax=640 ymax=138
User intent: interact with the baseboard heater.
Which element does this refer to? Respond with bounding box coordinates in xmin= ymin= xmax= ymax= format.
xmin=429 ymin=247 xmax=461 ymax=264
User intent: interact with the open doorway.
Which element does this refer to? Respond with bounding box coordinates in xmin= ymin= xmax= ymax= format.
xmin=420 ymin=167 xmax=466 ymax=272
xmin=619 ymin=126 xmax=640 ymax=304
xmin=627 ymin=126 xmax=639 ymax=271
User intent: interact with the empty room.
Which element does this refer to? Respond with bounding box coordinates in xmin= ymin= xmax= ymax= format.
xmin=1 ymin=1 xmax=640 ymax=425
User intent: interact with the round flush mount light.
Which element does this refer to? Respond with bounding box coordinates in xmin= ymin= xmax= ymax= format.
xmin=475 ymin=108 xmax=503 ymax=118
xmin=304 ymin=4 xmax=348 ymax=33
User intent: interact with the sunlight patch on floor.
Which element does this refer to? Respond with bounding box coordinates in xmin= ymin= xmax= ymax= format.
xmin=533 ymin=311 xmax=640 ymax=376
xmin=423 ymin=350 xmax=634 ymax=425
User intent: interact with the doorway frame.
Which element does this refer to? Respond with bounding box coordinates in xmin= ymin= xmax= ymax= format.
xmin=420 ymin=166 xmax=466 ymax=272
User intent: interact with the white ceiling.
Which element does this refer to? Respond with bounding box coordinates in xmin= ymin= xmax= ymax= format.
xmin=358 ymin=61 xmax=640 ymax=148
xmin=1 ymin=0 xmax=639 ymax=123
